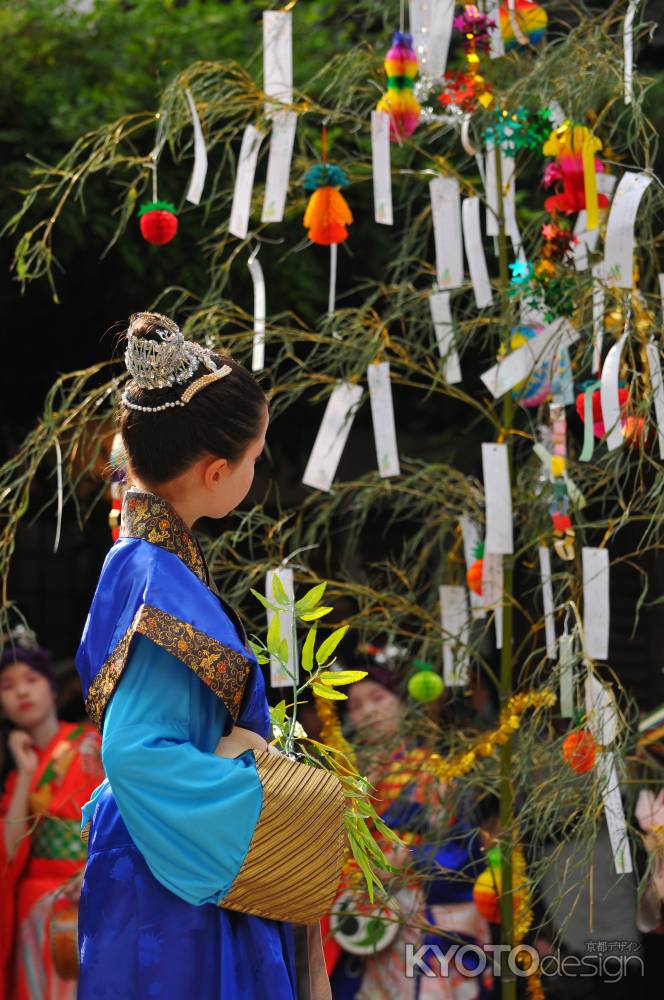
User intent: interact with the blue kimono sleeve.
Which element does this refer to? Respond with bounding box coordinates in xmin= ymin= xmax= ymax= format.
xmin=97 ymin=634 xmax=263 ymax=907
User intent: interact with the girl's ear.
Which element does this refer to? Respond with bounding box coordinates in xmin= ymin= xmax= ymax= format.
xmin=202 ymin=456 xmax=228 ymax=490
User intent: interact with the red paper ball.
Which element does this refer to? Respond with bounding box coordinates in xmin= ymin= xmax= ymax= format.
xmin=562 ymin=730 xmax=596 ymax=774
xmin=138 ymin=201 xmax=178 ymax=245
xmin=466 ymin=559 xmax=484 ymax=596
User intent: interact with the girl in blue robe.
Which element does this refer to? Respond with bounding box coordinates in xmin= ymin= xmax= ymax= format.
xmin=75 ymin=312 xmax=344 ymax=1000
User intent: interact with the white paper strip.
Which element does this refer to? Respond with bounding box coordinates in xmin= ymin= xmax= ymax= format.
xmin=574 ymin=174 xmax=617 ymax=271
xmin=184 ymin=89 xmax=208 ymax=206
xmin=624 ymin=1 xmax=640 ymax=106
xmin=410 ymin=0 xmax=455 ymax=77
xmin=482 ymin=552 xmax=503 ymax=649
xmin=371 ymin=111 xmax=393 ymax=226
xmin=599 ymin=332 xmax=628 ymax=451
xmin=429 ymin=290 xmax=462 ymax=383
xmin=538 ymin=546 xmax=556 ymax=660
xmin=598 ymin=752 xmax=633 ymax=874
xmin=484 ymin=141 xmax=498 ymax=237
xmin=585 ymin=674 xmax=619 ymax=746
xmin=367 ymin=362 xmax=400 ymax=478
xmin=558 ymin=632 xmax=574 ymax=718
xmin=462 ymin=197 xmax=493 ymax=309
xmin=248 ymin=249 xmax=266 ymax=372
xmin=439 ymin=585 xmax=470 ymax=686
xmin=602 ymin=172 xmax=652 ymax=288
xmin=582 ymin=547 xmax=610 ymax=661
xmin=482 ymin=443 xmax=513 ymax=555
xmin=430 ymin=176 xmax=463 ymax=290
xmin=659 ymin=274 xmax=664 ymax=323
xmin=548 ymin=101 xmax=566 ymax=127
xmin=266 ymin=568 xmax=297 ymax=688
xmin=302 ymin=382 xmax=363 ymax=492
xmin=480 ymin=319 xmax=579 ymax=398
xmin=646 ymin=340 xmax=664 ymax=459
xmin=261 ymin=110 xmax=296 ymax=223
xmin=229 ymin=126 xmax=265 ymax=239
xmin=487 ymin=0 xmax=504 ymax=58
xmin=263 ymin=10 xmax=292 ymax=115
xmin=459 ymin=515 xmax=486 ymax=619
xmin=591 ymin=265 xmax=605 ymax=374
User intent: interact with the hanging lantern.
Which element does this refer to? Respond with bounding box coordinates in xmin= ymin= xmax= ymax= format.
xmin=466 ymin=542 xmax=484 ymax=596
xmin=499 ymin=1 xmax=548 ymax=52
xmin=562 ymin=730 xmax=596 ymax=774
xmin=376 ymin=32 xmax=421 ymax=141
xmin=408 ymin=660 xmax=444 ymax=702
xmin=138 ymin=200 xmax=178 ymax=245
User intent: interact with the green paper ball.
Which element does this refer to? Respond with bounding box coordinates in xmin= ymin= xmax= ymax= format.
xmin=408 ymin=668 xmax=444 ymax=702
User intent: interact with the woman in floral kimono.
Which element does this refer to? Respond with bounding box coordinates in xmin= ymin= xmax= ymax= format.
xmin=0 ymin=636 xmax=104 ymax=1000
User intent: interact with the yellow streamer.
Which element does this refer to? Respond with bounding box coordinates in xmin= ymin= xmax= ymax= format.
xmin=582 ymin=133 xmax=602 ymax=231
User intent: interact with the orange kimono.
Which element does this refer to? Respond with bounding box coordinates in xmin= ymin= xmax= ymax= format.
xmin=0 ymin=721 xmax=104 ymax=1000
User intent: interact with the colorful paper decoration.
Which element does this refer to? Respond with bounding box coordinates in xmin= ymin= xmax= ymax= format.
xmin=138 ymin=200 xmax=178 ymax=245
xmin=466 ymin=542 xmax=484 ymax=595
xmin=499 ymin=1 xmax=547 ymax=51
xmin=453 ymin=5 xmax=495 ymax=109
xmin=483 ymin=106 xmax=552 ymax=156
xmin=376 ymin=32 xmax=421 ymax=141
xmin=562 ymin=729 xmax=596 ymax=774
xmin=543 ymin=124 xmax=607 ymax=225
xmin=407 ymin=661 xmax=444 ymax=702
xmin=509 ymin=325 xmax=551 ymax=407
xmin=303 ymin=163 xmax=352 ymax=245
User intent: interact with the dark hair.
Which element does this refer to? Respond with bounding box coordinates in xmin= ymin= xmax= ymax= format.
xmin=119 ymin=312 xmax=268 ymax=485
xmin=0 ymin=645 xmax=57 ymax=692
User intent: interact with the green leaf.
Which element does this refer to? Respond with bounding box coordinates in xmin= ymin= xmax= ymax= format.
xmin=271 ymin=700 xmax=287 ymax=726
xmin=277 ymin=638 xmax=289 ymax=663
xmin=266 ymin=613 xmax=281 ymax=652
xmin=294 ymin=582 xmax=327 ymax=612
xmin=312 ymin=683 xmax=348 ymax=700
xmin=315 ymin=625 xmax=350 ymax=666
xmin=373 ymin=816 xmax=404 ymax=846
xmin=270 ymin=573 xmax=290 ymax=606
xmin=302 ymin=627 xmax=317 ymax=672
xmin=318 ymin=669 xmax=366 ymax=686
xmin=250 ymin=589 xmax=281 ymax=614
xmin=299 ymin=606 xmax=334 ymax=621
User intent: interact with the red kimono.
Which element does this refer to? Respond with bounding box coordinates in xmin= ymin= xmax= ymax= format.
xmin=0 ymin=720 xmax=104 ymax=1000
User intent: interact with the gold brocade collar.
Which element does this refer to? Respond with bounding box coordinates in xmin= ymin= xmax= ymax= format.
xmin=120 ymin=490 xmax=208 ymax=585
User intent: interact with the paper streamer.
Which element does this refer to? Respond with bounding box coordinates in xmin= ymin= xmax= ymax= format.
xmin=459 ymin=515 xmax=486 ymax=619
xmin=266 ymin=568 xmax=298 ymax=688
xmin=624 ymin=0 xmax=640 ymax=106
xmin=591 ymin=265 xmax=605 ymax=374
xmin=371 ymin=111 xmax=393 ymax=226
xmin=263 ymin=10 xmax=292 ymax=115
xmin=574 ymin=174 xmax=617 ymax=271
xmin=184 ymin=89 xmax=208 ymax=206
xmin=582 ymin=547 xmax=610 ymax=661
xmin=645 ymin=340 xmax=664 ymax=459
xmin=538 ymin=546 xmax=556 ymax=660
xmin=603 ymin=171 xmax=652 ymax=288
xmin=599 ymin=332 xmax=628 ymax=451
xmin=261 ymin=110 xmax=296 ymax=223
xmin=229 ymin=126 xmax=265 ymax=239
xmin=482 ymin=552 xmax=503 ymax=649
xmin=558 ymin=632 xmax=574 ymax=718
xmin=248 ymin=247 xmax=266 ymax=372
xmin=440 ymin=585 xmax=470 ymax=686
xmin=367 ymin=362 xmax=400 ymax=478
xmin=486 ymin=0 xmax=504 ymax=58
xmin=659 ymin=274 xmax=664 ymax=323
xmin=598 ymin=751 xmax=633 ymax=874
xmin=429 ymin=290 xmax=462 ymax=383
xmin=53 ymin=437 xmax=63 ymax=555
xmin=462 ymin=197 xmax=493 ymax=309
xmin=461 ymin=117 xmax=475 ymax=157
xmin=585 ymin=674 xmax=619 ymax=747
xmin=409 ymin=0 xmax=455 ymax=77
xmin=480 ymin=319 xmax=579 ymax=399
xmin=430 ymin=176 xmax=463 ymax=289
xmin=328 ymin=243 xmax=338 ymax=316
xmin=302 ymin=382 xmax=363 ymax=492
xmin=482 ymin=443 xmax=513 ymax=555
xmin=484 ymin=141 xmax=498 ymax=237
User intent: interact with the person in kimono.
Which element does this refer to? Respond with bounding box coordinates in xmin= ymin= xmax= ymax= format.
xmin=0 ymin=632 xmax=104 ymax=1000
xmin=75 ymin=312 xmax=345 ymax=1000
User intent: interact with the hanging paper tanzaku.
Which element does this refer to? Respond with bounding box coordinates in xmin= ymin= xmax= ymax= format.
xmin=430 ymin=176 xmax=463 ymax=290
xmin=184 ymin=89 xmax=208 ymax=206
xmin=302 ymin=382 xmax=363 ymax=492
xmin=229 ymin=126 xmax=265 ymax=239
xmin=462 ymin=197 xmax=493 ymax=309
xmin=247 ymin=246 xmax=266 ymax=372
xmin=602 ymin=171 xmax=652 ymax=288
xmin=261 ymin=11 xmax=296 ymax=223
xmin=371 ymin=111 xmax=393 ymax=225
xmin=367 ymin=362 xmax=400 ymax=478
xmin=439 ymin=585 xmax=470 ymax=686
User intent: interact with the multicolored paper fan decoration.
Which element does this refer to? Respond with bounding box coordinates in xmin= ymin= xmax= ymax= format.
xmin=303 ymin=163 xmax=353 ymax=246
xmin=499 ymin=1 xmax=547 ymax=52
xmin=138 ymin=200 xmax=178 ymax=245
xmin=376 ymin=31 xmax=421 ymax=141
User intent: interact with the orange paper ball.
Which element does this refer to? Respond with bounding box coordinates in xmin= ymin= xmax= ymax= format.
xmin=473 ymin=866 xmax=501 ymax=922
xmin=466 ymin=559 xmax=484 ymax=596
xmin=562 ymin=730 xmax=596 ymax=774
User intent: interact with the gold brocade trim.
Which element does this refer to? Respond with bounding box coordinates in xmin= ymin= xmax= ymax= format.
xmin=221 ymin=750 xmax=345 ymax=925
xmin=85 ymin=605 xmax=251 ymax=729
xmin=120 ymin=490 xmax=207 ymax=584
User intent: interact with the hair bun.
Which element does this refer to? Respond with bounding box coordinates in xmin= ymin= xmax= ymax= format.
xmin=127 ymin=311 xmax=180 ymax=344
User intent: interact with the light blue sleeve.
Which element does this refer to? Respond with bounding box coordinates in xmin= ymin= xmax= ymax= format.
xmin=100 ymin=634 xmax=263 ymax=907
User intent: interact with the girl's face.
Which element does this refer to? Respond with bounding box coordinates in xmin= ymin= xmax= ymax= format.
xmin=211 ymin=403 xmax=269 ymax=518
xmin=0 ymin=661 xmax=55 ymax=730
xmin=347 ymin=679 xmax=403 ymax=744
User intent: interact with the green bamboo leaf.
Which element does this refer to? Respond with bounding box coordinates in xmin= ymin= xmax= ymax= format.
xmin=270 ymin=573 xmax=290 ymax=606
xmin=250 ymin=589 xmax=281 ymax=613
xmin=271 ymin=700 xmax=287 ymax=725
xmin=266 ymin=613 xmax=281 ymax=652
xmin=318 ymin=669 xmax=367 ymax=686
xmin=299 ymin=606 xmax=334 ymax=621
xmin=277 ymin=638 xmax=289 ymax=663
xmin=315 ymin=625 xmax=350 ymax=666
xmin=302 ymin=626 xmax=317 ymax=672
xmin=294 ymin=582 xmax=327 ymax=612
xmin=311 ymin=683 xmax=347 ymax=700
xmin=373 ymin=816 xmax=404 ymax=846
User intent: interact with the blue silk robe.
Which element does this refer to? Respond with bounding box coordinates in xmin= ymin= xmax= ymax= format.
xmin=75 ymin=490 xmax=342 ymax=999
